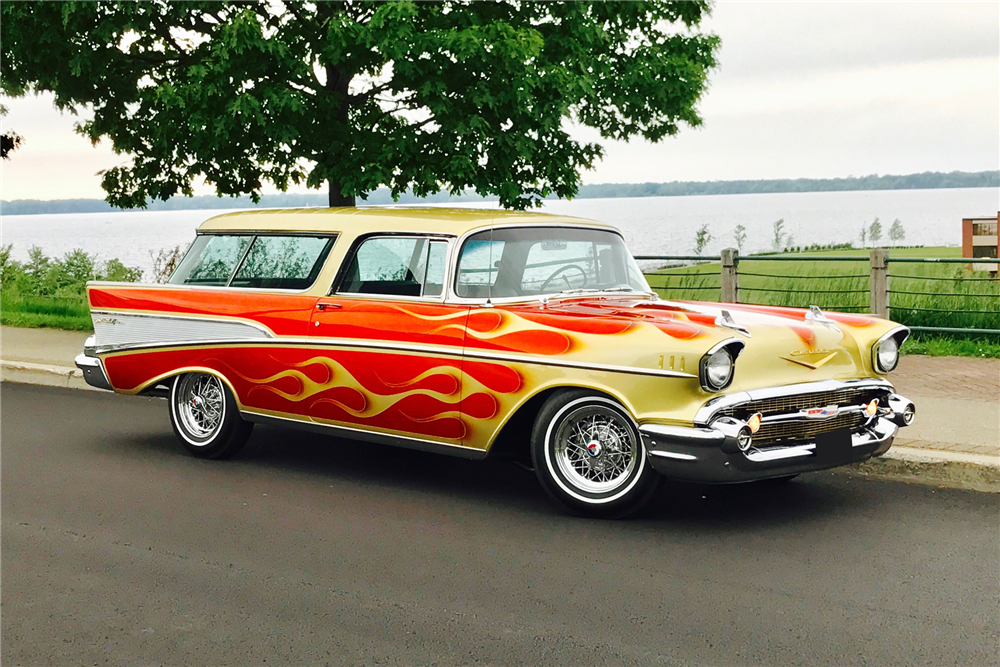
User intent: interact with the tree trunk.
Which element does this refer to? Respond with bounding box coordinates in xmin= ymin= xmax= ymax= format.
xmin=328 ymin=181 xmax=356 ymax=208
xmin=318 ymin=4 xmax=355 ymax=209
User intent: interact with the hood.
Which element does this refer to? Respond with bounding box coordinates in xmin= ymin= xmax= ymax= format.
xmin=501 ymin=296 xmax=899 ymax=391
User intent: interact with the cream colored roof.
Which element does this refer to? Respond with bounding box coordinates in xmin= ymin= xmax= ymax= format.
xmin=198 ymin=206 xmax=613 ymax=236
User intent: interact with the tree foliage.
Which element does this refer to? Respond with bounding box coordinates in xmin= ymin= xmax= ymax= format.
xmin=1 ymin=0 xmax=718 ymax=209
xmin=771 ymin=218 xmax=785 ymax=251
xmin=1 ymin=244 xmax=142 ymax=296
xmin=888 ymin=218 xmax=905 ymax=245
xmin=732 ymin=223 xmax=746 ymax=253
xmin=0 ymin=105 xmax=24 ymax=159
xmin=693 ymin=223 xmax=712 ymax=255
xmin=869 ymin=217 xmax=883 ymax=245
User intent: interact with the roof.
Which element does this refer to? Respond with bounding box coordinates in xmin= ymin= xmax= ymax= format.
xmin=198 ymin=206 xmax=613 ymax=236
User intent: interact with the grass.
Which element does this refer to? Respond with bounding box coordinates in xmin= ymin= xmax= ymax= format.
xmin=903 ymin=336 xmax=1000 ymax=359
xmin=1 ymin=249 xmax=996 ymax=359
xmin=643 ymin=245 xmax=1000 ymax=333
xmin=0 ymin=293 xmax=94 ymax=332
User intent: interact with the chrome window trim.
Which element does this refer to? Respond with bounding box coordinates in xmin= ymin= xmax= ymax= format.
xmin=165 ymin=231 xmax=339 ymax=293
xmin=872 ymin=325 xmax=910 ymax=374
xmin=330 ymin=232 xmax=457 ymax=303
xmin=226 ymin=236 xmax=257 ymax=287
xmin=86 ymin=278 xmax=326 ymax=297
xmin=446 ymin=222 xmax=653 ymax=305
xmin=90 ymin=335 xmax=697 ymax=379
xmin=693 ymin=378 xmax=895 ymax=425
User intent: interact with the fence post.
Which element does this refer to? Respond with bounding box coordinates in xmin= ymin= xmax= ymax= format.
xmin=721 ymin=248 xmax=739 ymax=303
xmin=870 ymin=248 xmax=889 ymax=318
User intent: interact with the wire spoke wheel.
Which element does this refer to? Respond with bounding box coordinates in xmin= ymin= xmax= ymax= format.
xmin=553 ymin=405 xmax=638 ymax=495
xmin=175 ymin=373 xmax=225 ymax=443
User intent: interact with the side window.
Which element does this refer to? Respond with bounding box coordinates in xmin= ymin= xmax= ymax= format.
xmin=169 ymin=235 xmax=252 ymax=286
xmin=423 ymin=241 xmax=447 ymax=297
xmin=230 ymin=235 xmax=334 ymax=290
xmin=339 ymin=236 xmax=448 ymax=298
xmin=455 ymin=238 xmax=506 ymax=298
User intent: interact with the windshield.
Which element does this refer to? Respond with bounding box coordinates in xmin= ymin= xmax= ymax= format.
xmin=455 ymin=226 xmax=650 ymax=299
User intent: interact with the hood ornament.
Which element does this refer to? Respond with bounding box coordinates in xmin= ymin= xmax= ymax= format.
xmin=805 ymin=305 xmax=842 ymax=332
xmin=715 ymin=309 xmax=751 ymax=337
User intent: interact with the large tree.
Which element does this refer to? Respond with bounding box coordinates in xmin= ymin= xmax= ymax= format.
xmin=1 ymin=1 xmax=718 ymax=209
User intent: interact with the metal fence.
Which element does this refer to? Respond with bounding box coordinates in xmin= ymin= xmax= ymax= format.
xmin=637 ymin=249 xmax=1000 ymax=336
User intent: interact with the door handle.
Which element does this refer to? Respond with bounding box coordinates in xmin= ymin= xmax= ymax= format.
xmin=316 ymin=302 xmax=342 ymax=311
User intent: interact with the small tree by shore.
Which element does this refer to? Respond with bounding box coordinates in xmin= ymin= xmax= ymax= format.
xmin=733 ymin=224 xmax=747 ymax=253
xmin=889 ymin=218 xmax=906 ymax=246
xmin=771 ymin=219 xmax=786 ymax=251
xmin=694 ymin=224 xmax=712 ymax=255
xmin=869 ymin=217 xmax=883 ymax=246
xmin=0 ymin=244 xmax=142 ymax=297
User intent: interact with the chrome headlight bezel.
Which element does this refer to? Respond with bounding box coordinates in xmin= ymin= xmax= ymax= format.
xmin=872 ymin=326 xmax=909 ymax=374
xmin=699 ymin=339 xmax=745 ymax=392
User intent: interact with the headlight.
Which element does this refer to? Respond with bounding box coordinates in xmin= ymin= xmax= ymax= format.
xmin=701 ymin=348 xmax=734 ymax=391
xmin=871 ymin=326 xmax=909 ymax=374
xmin=875 ymin=336 xmax=899 ymax=373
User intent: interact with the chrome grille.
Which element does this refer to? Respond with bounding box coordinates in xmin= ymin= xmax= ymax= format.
xmin=754 ymin=412 xmax=868 ymax=444
xmin=716 ymin=386 xmax=887 ymax=445
xmin=717 ymin=388 xmax=878 ymax=419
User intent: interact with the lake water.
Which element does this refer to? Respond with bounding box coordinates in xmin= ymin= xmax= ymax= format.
xmin=2 ymin=187 xmax=997 ymax=276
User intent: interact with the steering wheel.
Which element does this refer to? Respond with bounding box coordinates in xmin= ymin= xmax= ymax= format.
xmin=539 ymin=264 xmax=588 ymax=292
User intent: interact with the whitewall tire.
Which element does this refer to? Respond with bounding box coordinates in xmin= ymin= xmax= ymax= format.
xmin=168 ymin=372 xmax=253 ymax=459
xmin=531 ymin=390 xmax=659 ymax=518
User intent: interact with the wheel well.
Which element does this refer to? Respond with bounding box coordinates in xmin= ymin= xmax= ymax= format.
xmin=487 ymin=386 xmax=623 ymax=464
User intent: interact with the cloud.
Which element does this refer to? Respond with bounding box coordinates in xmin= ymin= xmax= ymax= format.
xmin=1 ymin=1 xmax=997 ymax=199
xmin=707 ymin=1 xmax=999 ymax=78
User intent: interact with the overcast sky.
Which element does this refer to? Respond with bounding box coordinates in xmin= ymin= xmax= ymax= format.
xmin=1 ymin=0 xmax=997 ymax=201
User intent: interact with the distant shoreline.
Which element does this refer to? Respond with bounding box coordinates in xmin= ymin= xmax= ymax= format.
xmin=2 ymin=169 xmax=996 ymax=216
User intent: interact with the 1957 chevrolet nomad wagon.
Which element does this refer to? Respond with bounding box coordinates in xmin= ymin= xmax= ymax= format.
xmin=76 ymin=207 xmax=915 ymax=516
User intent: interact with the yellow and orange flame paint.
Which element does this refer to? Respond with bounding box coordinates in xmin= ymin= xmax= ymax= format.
xmin=95 ymin=284 xmax=898 ymax=453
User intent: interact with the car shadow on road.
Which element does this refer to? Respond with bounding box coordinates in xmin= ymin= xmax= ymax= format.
xmin=111 ymin=419 xmax=881 ymax=532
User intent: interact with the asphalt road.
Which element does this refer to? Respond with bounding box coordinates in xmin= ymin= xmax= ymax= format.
xmin=3 ymin=383 xmax=998 ymax=666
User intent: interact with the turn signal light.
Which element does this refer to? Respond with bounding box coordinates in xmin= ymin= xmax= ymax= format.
xmin=747 ymin=412 xmax=762 ymax=433
xmin=864 ymin=399 xmax=879 ymax=417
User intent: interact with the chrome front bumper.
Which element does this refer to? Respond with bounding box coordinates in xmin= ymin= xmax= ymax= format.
xmin=75 ymin=336 xmax=113 ymax=391
xmin=639 ymin=389 xmax=915 ymax=483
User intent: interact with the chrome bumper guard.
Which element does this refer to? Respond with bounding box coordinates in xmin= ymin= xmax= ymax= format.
xmin=640 ymin=391 xmax=915 ymax=483
xmin=75 ymin=336 xmax=113 ymax=391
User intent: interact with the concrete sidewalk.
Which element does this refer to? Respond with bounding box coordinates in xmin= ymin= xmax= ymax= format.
xmin=2 ymin=325 xmax=998 ymax=474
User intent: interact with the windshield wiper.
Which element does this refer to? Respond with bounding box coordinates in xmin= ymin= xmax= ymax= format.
xmin=556 ymin=288 xmax=602 ymax=295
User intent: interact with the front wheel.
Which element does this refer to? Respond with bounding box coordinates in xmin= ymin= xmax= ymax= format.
xmin=169 ymin=372 xmax=253 ymax=459
xmin=531 ymin=390 xmax=660 ymax=518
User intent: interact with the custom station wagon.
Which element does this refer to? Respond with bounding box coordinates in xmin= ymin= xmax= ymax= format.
xmin=77 ymin=208 xmax=915 ymax=516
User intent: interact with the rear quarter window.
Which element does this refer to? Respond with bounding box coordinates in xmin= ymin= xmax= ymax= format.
xmin=169 ymin=234 xmax=335 ymax=290
xmin=230 ymin=236 xmax=335 ymax=290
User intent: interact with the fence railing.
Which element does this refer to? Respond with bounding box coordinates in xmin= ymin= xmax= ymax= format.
xmin=637 ymin=249 xmax=1000 ymax=336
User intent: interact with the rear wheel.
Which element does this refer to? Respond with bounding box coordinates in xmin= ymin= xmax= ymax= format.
xmin=169 ymin=372 xmax=252 ymax=459
xmin=531 ymin=390 xmax=659 ymax=518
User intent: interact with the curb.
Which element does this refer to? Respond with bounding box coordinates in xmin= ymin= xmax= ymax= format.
xmin=1 ymin=360 xmax=101 ymax=392
xmin=3 ymin=358 xmax=998 ymax=493
xmin=850 ymin=446 xmax=1000 ymax=494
